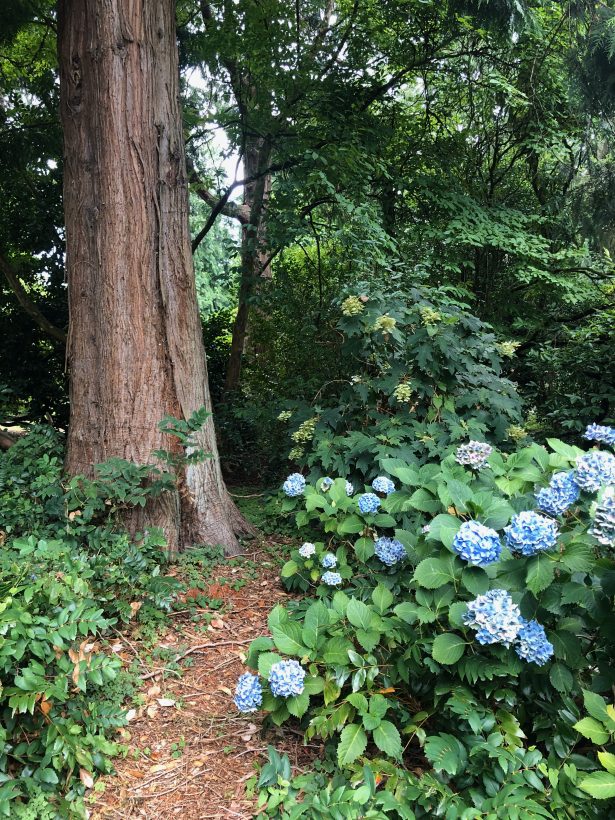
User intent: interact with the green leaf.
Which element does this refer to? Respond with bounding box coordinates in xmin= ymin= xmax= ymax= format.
xmin=414 ymin=557 xmax=454 ymax=589
xmin=356 ymin=629 xmax=381 ymax=652
xmin=338 ymin=515 xmax=364 ymax=534
xmin=369 ymin=694 xmax=389 ymax=719
xmin=271 ymin=620 xmax=309 ymax=657
xmin=337 ymin=724 xmax=368 ymax=767
xmin=244 ymin=636 xmax=275 ymax=670
xmin=461 ymin=567 xmax=489 ymax=595
xmin=407 ymin=488 xmax=440 ymax=513
xmin=287 ymin=691 xmax=310 ymax=718
xmin=303 ymin=676 xmax=324 ymax=695
xmin=547 ymin=438 xmax=580 ymax=461
xmin=578 ymin=771 xmax=615 ymax=799
xmin=354 ymin=537 xmax=375 ymax=562
xmin=573 ymin=717 xmax=609 ymax=744
xmin=424 ymin=733 xmax=467 ymax=776
xmin=373 ymin=721 xmax=403 ymax=759
xmin=258 ymin=652 xmax=284 ymax=678
xmin=281 ymin=560 xmax=298 ymax=578
xmin=372 ymin=584 xmax=393 ymax=614
xmin=302 ymin=601 xmax=329 ymax=649
xmin=323 ymin=637 xmax=353 ymax=666
xmin=560 ymin=542 xmax=594 ymax=573
xmin=427 ymin=514 xmax=461 ymax=548
xmin=583 ymin=690 xmax=609 ymax=724
xmin=432 ymin=633 xmax=466 ymax=665
xmin=394 ymin=602 xmax=419 ymax=624
xmin=598 ymin=752 xmax=615 ymax=775
xmin=526 ymin=555 xmax=555 ymax=595
xmin=448 ymin=601 xmax=468 ymax=627
xmin=549 ymin=663 xmax=573 ymax=693
xmin=347 ymin=599 xmax=372 ymax=630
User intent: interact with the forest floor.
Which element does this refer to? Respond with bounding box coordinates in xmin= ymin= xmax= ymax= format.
xmin=89 ymin=534 xmax=320 ymax=819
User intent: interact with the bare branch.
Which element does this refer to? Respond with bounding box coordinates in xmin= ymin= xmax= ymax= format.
xmin=0 ymin=254 xmax=67 ymax=344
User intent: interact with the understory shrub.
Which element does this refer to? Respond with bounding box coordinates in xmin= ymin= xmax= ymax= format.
xmin=278 ymin=282 xmax=524 ymax=486
xmin=238 ymin=428 xmax=615 ymax=818
xmin=0 ymin=415 xmax=208 ymax=815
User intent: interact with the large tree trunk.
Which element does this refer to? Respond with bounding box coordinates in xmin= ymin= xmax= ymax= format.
xmin=223 ymin=135 xmax=271 ymax=394
xmin=57 ymin=0 xmax=252 ymax=554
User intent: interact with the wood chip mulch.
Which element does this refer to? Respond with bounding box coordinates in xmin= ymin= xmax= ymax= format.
xmin=90 ymin=544 xmax=322 ymax=819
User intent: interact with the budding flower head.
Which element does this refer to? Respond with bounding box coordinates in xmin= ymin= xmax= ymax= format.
xmin=373 ymin=314 xmax=396 ymax=333
xmin=277 ymin=410 xmax=292 ymax=422
xmin=341 ymin=296 xmax=365 ymax=316
xmin=419 ymin=306 xmax=442 ymax=325
xmin=507 ymin=424 xmax=528 ymax=442
xmin=393 ymin=382 xmax=413 ymax=403
xmin=496 ymin=340 xmax=520 ymax=358
xmin=288 ymin=447 xmax=304 ymax=462
xmin=455 ymin=441 xmax=493 ymax=469
xmin=291 ymin=417 xmax=318 ymax=443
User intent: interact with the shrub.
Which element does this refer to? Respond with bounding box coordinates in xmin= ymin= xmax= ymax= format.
xmin=282 ymin=283 xmax=524 ymax=486
xmin=238 ymin=429 xmax=615 ymax=818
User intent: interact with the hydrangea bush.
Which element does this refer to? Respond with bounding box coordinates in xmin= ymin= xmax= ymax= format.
xmin=238 ymin=432 xmax=615 ymax=817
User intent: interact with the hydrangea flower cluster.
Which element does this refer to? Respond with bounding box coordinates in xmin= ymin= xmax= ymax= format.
xmin=575 ymin=451 xmax=615 ymax=492
xmin=515 ymin=619 xmax=554 ymax=666
xmin=345 ymin=481 xmax=354 ymax=496
xmin=507 ymin=425 xmax=527 ymax=442
xmin=504 ymin=511 xmax=559 ymax=556
xmin=374 ymin=537 xmax=406 ymax=566
xmin=341 ymin=295 xmax=365 ymax=316
xmin=358 ymin=493 xmax=381 ymax=514
xmin=455 ymin=441 xmax=493 ymax=470
xmin=393 ymin=382 xmax=413 ymax=403
xmin=321 ymin=571 xmax=343 ymax=586
xmin=372 ymin=476 xmax=395 ymax=496
xmin=419 ymin=306 xmax=442 ymax=325
xmin=268 ymin=660 xmax=305 ymax=698
xmin=321 ymin=553 xmax=337 ymax=569
xmin=373 ymin=314 xmax=396 ymax=333
xmin=589 ymin=493 xmax=615 ymax=546
xmin=452 ymin=520 xmax=502 ymax=566
xmin=298 ymin=542 xmax=316 ymax=558
xmin=277 ymin=410 xmax=292 ymax=422
xmin=584 ymin=424 xmax=615 ymax=446
xmin=288 ymin=447 xmax=304 ymax=461
xmin=291 ymin=417 xmax=318 ymax=444
xmin=495 ymin=340 xmax=520 ymax=358
xmin=320 ymin=477 xmax=333 ymax=491
xmin=283 ymin=473 xmax=306 ymax=497
xmin=535 ymin=471 xmax=579 ymax=516
xmin=234 ymin=673 xmax=263 ymax=713
xmin=463 ymin=589 xmax=524 ymax=646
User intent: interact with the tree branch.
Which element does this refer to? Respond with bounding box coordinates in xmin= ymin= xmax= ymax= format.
xmin=0 ymin=254 xmax=67 ymax=344
xmin=186 ymin=157 xmax=250 ymax=224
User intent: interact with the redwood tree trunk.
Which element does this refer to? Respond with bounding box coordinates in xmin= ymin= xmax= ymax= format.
xmin=223 ymin=135 xmax=271 ymax=394
xmin=58 ymin=0 xmax=252 ymax=554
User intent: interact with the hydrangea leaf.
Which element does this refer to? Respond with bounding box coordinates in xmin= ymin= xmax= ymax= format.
xmin=549 ymin=662 xmax=573 ymax=692
xmin=287 ymin=691 xmax=310 ymax=718
xmin=526 ymin=555 xmax=555 ymax=595
xmin=372 ymin=584 xmax=394 ymax=614
xmin=414 ymin=557 xmax=454 ymax=589
xmin=337 ymin=723 xmax=367 ymax=767
xmin=257 ymin=652 xmax=284 ymax=678
xmin=302 ymin=601 xmax=330 ymax=649
xmin=573 ymin=717 xmax=610 ymax=744
xmin=461 ymin=567 xmax=489 ymax=595
xmin=578 ymin=771 xmax=615 ymax=799
xmin=432 ymin=633 xmax=466 ymax=665
xmin=347 ymin=599 xmax=373 ymax=630
xmin=373 ymin=720 xmax=403 ymax=759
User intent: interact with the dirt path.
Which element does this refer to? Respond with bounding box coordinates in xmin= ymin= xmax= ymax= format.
xmin=90 ymin=545 xmax=306 ymax=819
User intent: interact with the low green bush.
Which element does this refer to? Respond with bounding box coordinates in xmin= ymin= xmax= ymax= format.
xmin=238 ymin=430 xmax=615 ymax=818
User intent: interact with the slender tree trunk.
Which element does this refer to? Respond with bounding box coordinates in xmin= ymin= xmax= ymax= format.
xmin=223 ymin=135 xmax=271 ymax=394
xmin=58 ymin=0 xmax=252 ymax=554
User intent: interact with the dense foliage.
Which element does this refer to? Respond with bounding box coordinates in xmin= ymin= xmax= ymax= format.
xmin=238 ymin=430 xmax=615 ymax=818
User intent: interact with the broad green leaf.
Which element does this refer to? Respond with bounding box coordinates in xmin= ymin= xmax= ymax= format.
xmin=414 ymin=557 xmax=454 ymax=589
xmin=354 ymin=537 xmax=375 ymax=562
xmin=526 ymin=555 xmax=555 ymax=595
xmin=338 ymin=515 xmax=364 ymax=534
xmin=323 ymin=636 xmax=354 ymax=666
xmin=573 ymin=717 xmax=609 ymax=744
xmin=356 ymin=629 xmax=381 ymax=652
xmin=271 ymin=620 xmax=309 ymax=656
xmin=427 ymin=514 xmax=461 ymax=549
xmin=372 ymin=584 xmax=394 ymax=614
xmin=258 ymin=652 xmax=284 ymax=678
xmin=583 ymin=690 xmax=609 ymax=724
xmin=579 ymin=771 xmax=615 ymax=799
xmin=302 ymin=600 xmax=329 ymax=649
xmin=424 ymin=733 xmax=467 ymax=776
xmin=448 ymin=601 xmax=468 ymax=627
xmin=337 ymin=724 xmax=367 ymax=767
xmin=432 ymin=633 xmax=466 ymax=665
xmin=598 ymin=752 xmax=615 ymax=775
xmin=303 ymin=676 xmax=324 ymax=695
xmin=549 ymin=663 xmax=573 ymax=693
xmin=373 ymin=721 xmax=403 ymax=759
xmin=347 ymin=599 xmax=372 ymax=630
xmin=287 ymin=691 xmax=310 ymax=718
xmin=461 ymin=567 xmax=489 ymax=595
xmin=369 ymin=695 xmax=389 ymax=719
xmin=281 ymin=560 xmax=298 ymax=578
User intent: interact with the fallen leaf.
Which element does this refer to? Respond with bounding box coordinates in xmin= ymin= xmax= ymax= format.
xmin=125 ymin=709 xmax=137 ymax=722
xmin=125 ymin=769 xmax=145 ymax=779
xmin=146 ymin=704 xmax=159 ymax=718
xmin=129 ymin=601 xmax=143 ymax=619
xmin=40 ymin=698 xmax=53 ymax=716
xmin=79 ymin=768 xmax=94 ymax=789
xmin=157 ymin=698 xmax=176 ymax=707
xmin=147 ymin=684 xmax=161 ymax=697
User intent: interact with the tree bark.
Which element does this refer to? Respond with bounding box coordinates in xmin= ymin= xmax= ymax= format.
xmin=57 ymin=0 xmax=252 ymax=554
xmin=223 ymin=135 xmax=271 ymax=394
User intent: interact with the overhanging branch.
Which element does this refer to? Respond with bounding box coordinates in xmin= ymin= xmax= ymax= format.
xmin=0 ymin=254 xmax=67 ymax=344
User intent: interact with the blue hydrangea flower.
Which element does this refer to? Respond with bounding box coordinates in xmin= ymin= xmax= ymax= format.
xmin=575 ymin=452 xmax=615 ymax=492
xmin=298 ymin=542 xmax=316 ymax=558
xmin=345 ymin=481 xmax=354 ymax=497
xmin=358 ymin=493 xmax=381 ymax=514
xmin=504 ymin=511 xmax=559 ymax=556
xmin=268 ymin=660 xmax=305 ymax=698
xmin=371 ymin=476 xmax=396 ymax=496
xmin=463 ymin=589 xmax=524 ymax=646
xmin=535 ymin=471 xmax=580 ymax=516
xmin=584 ymin=424 xmax=615 ymax=446
xmin=374 ymin=536 xmax=406 ymax=566
xmin=283 ymin=473 xmax=306 ymax=497
xmin=234 ymin=673 xmax=263 ymax=713
xmin=514 ymin=619 xmax=554 ymax=665
xmin=321 ymin=553 xmax=337 ymax=569
xmin=455 ymin=441 xmax=493 ymax=469
xmin=452 ymin=520 xmax=502 ymax=566
xmin=589 ymin=492 xmax=615 ymax=546
xmin=321 ymin=571 xmax=343 ymax=586
xmin=320 ymin=477 xmax=333 ymax=491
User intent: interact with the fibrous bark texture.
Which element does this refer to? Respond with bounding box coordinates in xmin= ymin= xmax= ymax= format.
xmin=58 ymin=0 xmax=251 ymax=554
